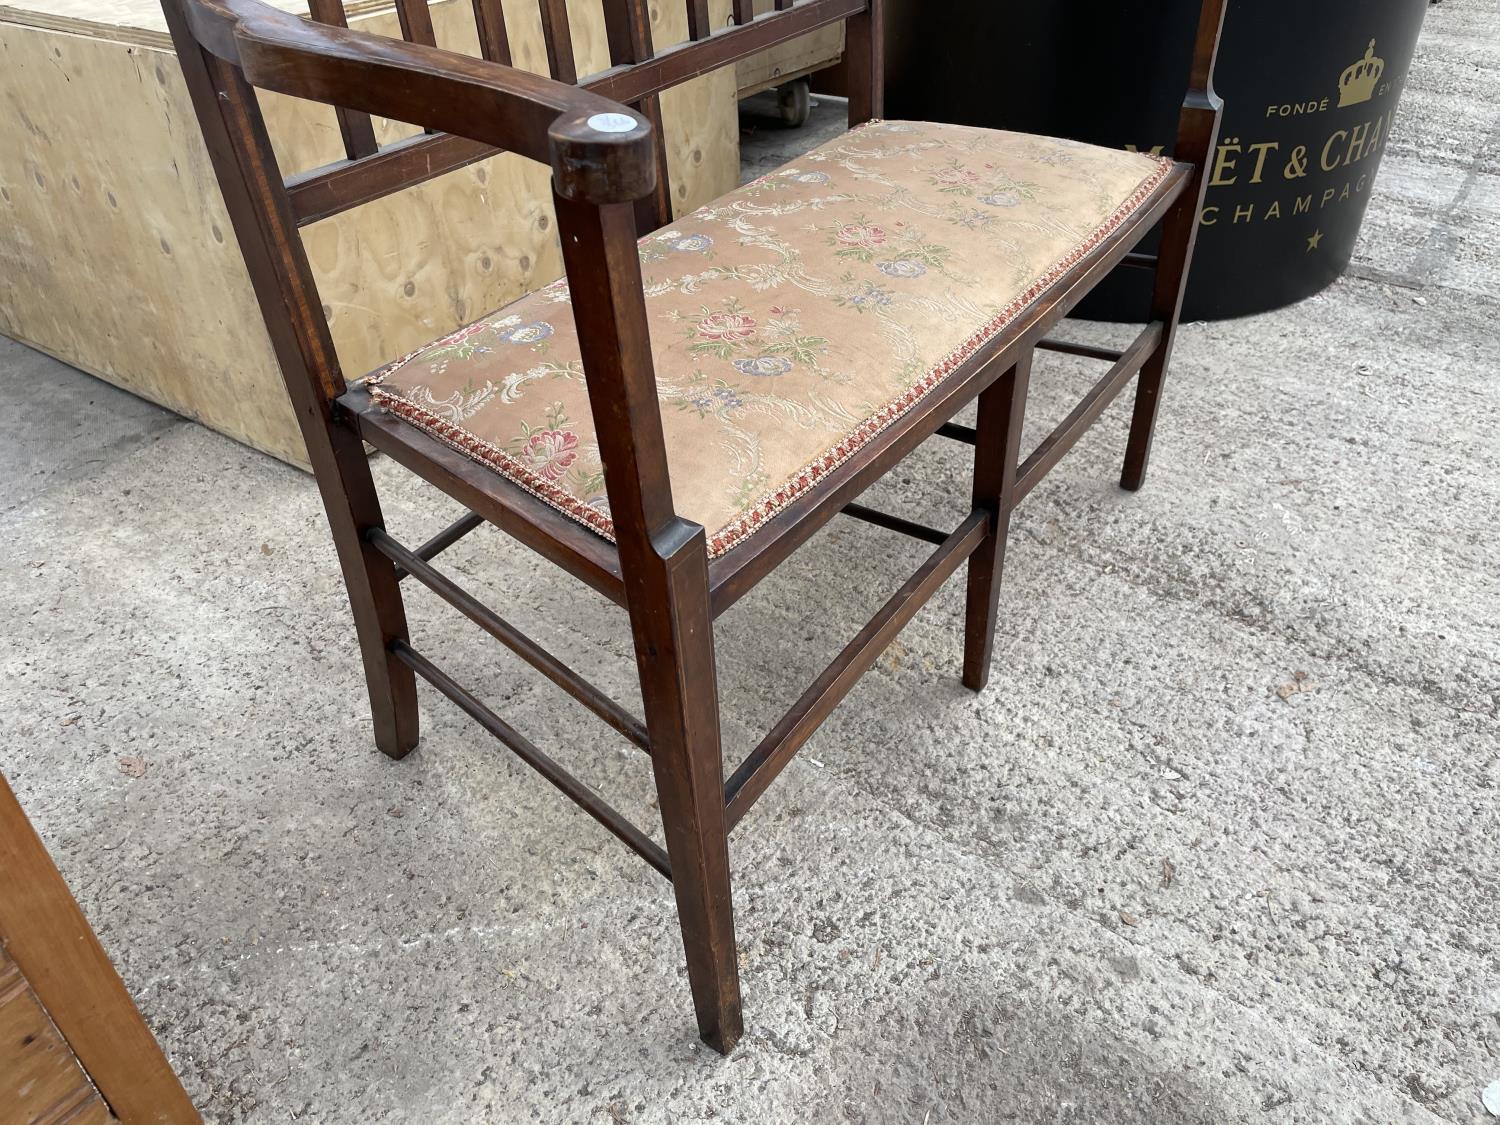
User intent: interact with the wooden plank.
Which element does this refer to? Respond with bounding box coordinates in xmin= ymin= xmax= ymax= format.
xmin=0 ymin=0 xmax=739 ymax=466
xmin=0 ymin=950 xmax=107 ymax=1125
xmin=0 ymin=775 xmax=199 ymax=1121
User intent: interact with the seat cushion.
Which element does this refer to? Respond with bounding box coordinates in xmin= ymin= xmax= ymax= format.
xmin=364 ymin=121 xmax=1171 ymax=557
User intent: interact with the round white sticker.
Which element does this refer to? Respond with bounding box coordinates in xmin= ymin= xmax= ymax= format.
xmin=586 ymin=112 xmax=638 ymax=134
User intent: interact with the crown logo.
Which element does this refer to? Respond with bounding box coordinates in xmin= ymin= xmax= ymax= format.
xmin=1338 ymin=40 xmax=1384 ymax=107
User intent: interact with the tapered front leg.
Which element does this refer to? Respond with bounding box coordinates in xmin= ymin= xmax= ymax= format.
xmin=632 ymin=524 xmax=742 ymax=1053
xmin=324 ymin=420 xmax=420 ymax=759
xmin=962 ymin=354 xmax=1032 ymax=692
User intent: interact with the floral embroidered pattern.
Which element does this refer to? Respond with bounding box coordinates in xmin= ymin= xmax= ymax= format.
xmin=364 ymin=121 xmax=1173 ymax=558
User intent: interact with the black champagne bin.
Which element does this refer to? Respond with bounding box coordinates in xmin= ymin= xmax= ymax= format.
xmin=883 ymin=0 xmax=1427 ymax=321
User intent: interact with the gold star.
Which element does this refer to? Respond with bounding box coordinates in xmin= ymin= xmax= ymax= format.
xmin=1306 ymin=229 xmax=1324 ymax=252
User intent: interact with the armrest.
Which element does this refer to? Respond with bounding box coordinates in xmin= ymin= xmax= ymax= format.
xmin=180 ymin=0 xmax=657 ymax=203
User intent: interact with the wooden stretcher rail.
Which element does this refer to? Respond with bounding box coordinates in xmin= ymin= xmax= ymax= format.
xmin=392 ymin=641 xmax=671 ymax=877
xmin=1013 ymin=321 xmax=1165 ymax=503
xmin=724 ymin=509 xmax=989 ymax=828
xmin=369 ymin=528 xmax=652 ymax=751
xmin=1037 ymin=338 xmax=1126 ymax=362
xmin=393 ymin=511 xmax=485 ymax=579
xmin=839 ymin=502 xmax=950 ymax=545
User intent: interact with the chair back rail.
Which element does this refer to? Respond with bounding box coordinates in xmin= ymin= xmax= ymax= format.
xmin=269 ymin=0 xmax=869 ymax=225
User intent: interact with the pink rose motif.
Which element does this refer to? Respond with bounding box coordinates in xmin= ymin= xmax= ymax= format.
xmin=521 ymin=428 xmax=579 ymax=480
xmin=835 ymin=223 xmax=887 ymax=248
xmin=446 ymin=322 xmax=489 ymax=344
xmin=697 ymin=311 xmax=757 ymax=342
xmin=933 ymin=167 xmax=979 ymax=186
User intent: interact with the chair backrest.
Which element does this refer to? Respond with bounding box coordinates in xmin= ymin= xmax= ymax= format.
xmin=161 ymin=0 xmax=881 ymax=401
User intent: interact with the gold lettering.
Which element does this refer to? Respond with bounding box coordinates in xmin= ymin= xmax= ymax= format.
xmin=1200 ymin=205 xmax=1220 ymax=226
xmin=1293 ymin=195 xmax=1313 ymax=215
xmin=1284 ymin=146 xmax=1310 ymax=179
xmin=1211 ymin=139 xmax=1242 ymax=187
xmin=1345 ymin=122 xmax=1372 ymax=166
xmin=1247 ymin=141 xmax=1280 ymax=184
xmin=1321 ymin=130 xmax=1348 ymax=172
xmin=1321 ymin=187 xmax=1337 ymax=207
xmin=1338 ymin=183 xmax=1352 ymax=203
xmin=1265 ymin=201 xmax=1282 ymax=221
xmin=1234 ymin=203 xmax=1255 ymax=224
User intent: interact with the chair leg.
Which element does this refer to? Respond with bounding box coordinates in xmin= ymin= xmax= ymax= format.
xmin=962 ymin=353 xmax=1032 ymax=692
xmin=629 ymin=529 xmax=742 ymax=1053
xmin=322 ymin=421 xmax=420 ymax=759
xmin=1120 ymin=187 xmax=1202 ymax=493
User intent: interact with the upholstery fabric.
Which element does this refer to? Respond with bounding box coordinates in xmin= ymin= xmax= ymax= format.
xmin=363 ymin=121 xmax=1172 ymax=557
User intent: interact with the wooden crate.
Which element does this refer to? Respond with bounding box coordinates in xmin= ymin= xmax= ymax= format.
xmin=0 ymin=0 xmax=740 ymax=467
xmin=0 ymin=773 xmax=198 ymax=1121
xmin=735 ymin=0 xmax=841 ymax=98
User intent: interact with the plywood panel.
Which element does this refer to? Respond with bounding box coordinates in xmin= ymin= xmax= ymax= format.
xmin=735 ymin=0 xmax=842 ymax=97
xmin=0 ymin=21 xmax=307 ymax=463
xmin=0 ymin=949 xmax=111 ymax=1124
xmin=0 ymin=0 xmax=741 ymax=467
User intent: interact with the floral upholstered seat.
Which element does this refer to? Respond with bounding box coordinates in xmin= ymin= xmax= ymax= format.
xmin=363 ymin=121 xmax=1172 ymax=557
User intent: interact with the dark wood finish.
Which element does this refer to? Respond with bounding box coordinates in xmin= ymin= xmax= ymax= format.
xmin=393 ymin=643 xmax=672 ymax=876
xmin=550 ymin=188 xmax=742 ymax=1052
xmin=470 ymin=0 xmax=510 ymax=62
xmin=724 ymin=510 xmax=987 ymax=829
xmin=393 ymin=510 xmax=484 ymax=578
xmin=1015 ymin=321 xmax=1164 ymax=503
xmin=840 ymin=501 xmax=949 ymax=546
xmin=685 ymin=0 xmax=713 ymax=39
xmin=600 ymin=0 xmax=673 ymax=230
xmin=162 ymin=0 xmax=1225 ymax=1055
xmin=961 ymin=354 xmax=1031 ymax=692
xmin=0 ymin=774 xmax=199 ymax=1122
xmin=537 ymin=0 xmax=577 ymax=83
xmin=1121 ymin=0 xmax=1228 ymax=490
xmin=304 ymin=0 xmax=379 ymax=159
xmin=844 ymin=0 xmax=881 ymax=125
xmin=393 ymin=0 xmax=436 ymax=46
xmin=370 ymin=528 xmax=652 ymax=751
xmin=282 ymin=0 xmax=862 ymax=225
xmin=1036 ymin=337 xmax=1124 ymax=363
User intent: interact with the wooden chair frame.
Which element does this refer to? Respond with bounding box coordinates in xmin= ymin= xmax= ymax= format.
xmin=161 ymin=0 xmax=1226 ymax=1053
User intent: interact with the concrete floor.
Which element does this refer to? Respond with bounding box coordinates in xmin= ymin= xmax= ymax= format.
xmin=2 ymin=5 xmax=1497 ymax=1122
